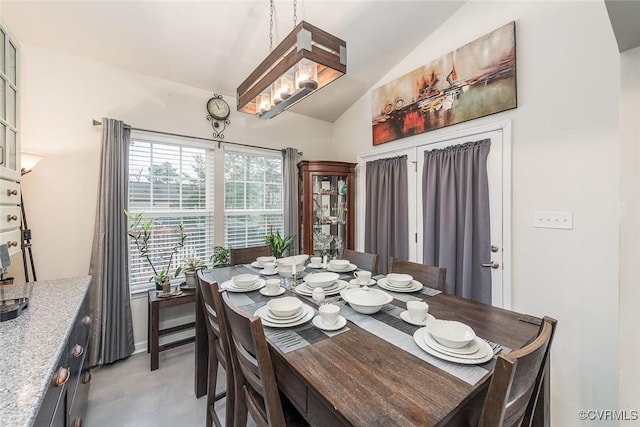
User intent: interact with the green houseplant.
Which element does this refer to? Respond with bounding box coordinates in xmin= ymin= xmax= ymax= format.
xmin=265 ymin=227 xmax=295 ymax=258
xmin=183 ymin=251 xmax=208 ymax=288
xmin=211 ymin=246 xmax=230 ymax=268
xmin=125 ymin=210 xmax=187 ymax=291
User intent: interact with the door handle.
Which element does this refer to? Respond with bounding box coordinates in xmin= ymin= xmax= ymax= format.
xmin=481 ymin=261 xmax=500 ymax=269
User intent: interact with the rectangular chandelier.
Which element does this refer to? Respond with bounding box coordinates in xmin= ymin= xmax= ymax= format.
xmin=236 ymin=21 xmax=347 ymax=120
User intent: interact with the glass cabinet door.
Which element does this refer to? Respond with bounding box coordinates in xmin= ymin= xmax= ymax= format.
xmin=311 ymin=174 xmax=349 ymax=257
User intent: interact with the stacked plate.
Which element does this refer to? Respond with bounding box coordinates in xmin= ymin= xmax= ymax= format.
xmin=326 ymin=262 xmax=358 ymax=273
xmin=294 ymin=279 xmax=348 ymax=297
xmin=377 ymin=274 xmax=424 ymax=293
xmin=413 ymin=319 xmax=493 ymax=364
xmin=254 ymin=297 xmax=314 ymax=328
xmin=221 ymin=274 xmax=265 ymax=293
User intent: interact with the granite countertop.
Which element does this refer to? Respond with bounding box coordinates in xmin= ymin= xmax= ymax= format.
xmin=0 ymin=276 xmax=91 ymax=427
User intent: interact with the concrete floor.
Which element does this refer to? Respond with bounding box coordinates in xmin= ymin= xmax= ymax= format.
xmin=85 ymin=344 xmax=232 ymax=427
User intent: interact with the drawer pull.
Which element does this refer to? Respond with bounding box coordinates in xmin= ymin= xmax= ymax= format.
xmin=72 ymin=417 xmax=83 ymax=427
xmin=7 ymin=241 xmax=18 ymax=248
xmin=6 ymin=214 xmax=18 ymax=221
xmin=81 ymin=315 xmax=92 ymax=326
xmin=6 ymin=189 xmax=18 ymax=196
xmin=82 ymin=372 xmax=92 ymax=384
xmin=72 ymin=344 xmax=84 ymax=358
xmin=53 ymin=367 xmax=70 ymax=387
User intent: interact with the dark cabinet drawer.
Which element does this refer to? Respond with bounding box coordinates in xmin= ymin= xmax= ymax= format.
xmin=33 ymin=367 xmax=70 ymax=427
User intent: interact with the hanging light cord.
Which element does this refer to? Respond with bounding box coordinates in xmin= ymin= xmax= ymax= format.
xmin=269 ymin=0 xmax=274 ymax=51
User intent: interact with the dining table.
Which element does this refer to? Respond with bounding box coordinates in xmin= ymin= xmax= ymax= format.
xmin=193 ymin=263 xmax=549 ymax=426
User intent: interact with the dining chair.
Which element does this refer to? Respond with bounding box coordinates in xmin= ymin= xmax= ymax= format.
xmin=478 ymin=316 xmax=557 ymax=427
xmin=229 ymin=245 xmax=272 ymax=266
xmin=342 ymin=249 xmax=379 ymax=275
xmin=221 ymin=292 xmax=308 ymax=427
xmin=197 ymin=272 xmax=235 ymax=427
xmin=389 ymin=257 xmax=447 ymax=291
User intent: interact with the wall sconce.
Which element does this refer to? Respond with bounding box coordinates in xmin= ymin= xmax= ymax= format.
xmin=237 ymin=21 xmax=347 ymax=120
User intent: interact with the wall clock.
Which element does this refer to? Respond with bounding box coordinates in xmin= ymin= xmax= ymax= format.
xmin=206 ymin=94 xmax=230 ymax=139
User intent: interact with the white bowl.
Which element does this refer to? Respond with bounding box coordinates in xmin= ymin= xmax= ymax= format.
xmin=386 ymin=273 xmax=413 ymax=287
xmin=303 ymin=272 xmax=340 ymax=288
xmin=329 ymin=259 xmax=350 ymax=270
xmin=267 ymin=296 xmax=303 ymax=318
xmin=340 ymin=287 xmax=393 ymax=314
xmin=426 ymin=319 xmax=476 ymax=349
xmin=232 ymin=273 xmax=259 ymax=288
xmin=256 ymin=256 xmax=276 ymax=266
xmin=277 ymin=254 xmax=309 ymax=267
xmin=276 ymin=265 xmax=305 ymax=278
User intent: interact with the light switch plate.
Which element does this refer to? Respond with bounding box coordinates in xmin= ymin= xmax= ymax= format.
xmin=534 ymin=211 xmax=573 ymax=230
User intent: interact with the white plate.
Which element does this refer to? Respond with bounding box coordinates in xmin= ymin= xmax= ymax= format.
xmin=261 ymin=270 xmax=279 ymax=276
xmin=300 ymin=279 xmax=341 ymax=293
xmin=255 ymin=305 xmax=315 ymax=328
xmin=424 ymin=330 xmax=480 ymax=355
xmin=413 ymin=328 xmax=493 ymax=364
xmin=255 ymin=306 xmax=307 ymax=324
xmin=377 ymin=278 xmax=424 ymax=293
xmin=349 ymin=278 xmax=377 ymax=287
xmin=423 ymin=330 xmax=489 ymax=359
xmin=400 ymin=311 xmax=435 ymax=326
xmin=259 ymin=287 xmax=286 ymax=297
xmin=307 ymin=264 xmax=324 ymax=269
xmin=294 ymin=280 xmax=348 ymax=296
xmin=327 ymin=263 xmax=358 ymax=273
xmin=312 ymin=315 xmax=347 ymax=331
xmin=221 ymin=279 xmax=265 ymax=293
xmin=250 ymin=261 xmax=264 ymax=268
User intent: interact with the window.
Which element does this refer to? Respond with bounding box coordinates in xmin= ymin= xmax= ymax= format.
xmin=127 ymin=135 xmax=214 ymax=292
xmin=224 ymin=149 xmax=284 ymax=248
xmin=0 ymin=22 xmax=19 ymax=176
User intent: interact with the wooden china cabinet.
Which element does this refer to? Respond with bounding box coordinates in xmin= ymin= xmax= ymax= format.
xmin=298 ymin=160 xmax=356 ymax=257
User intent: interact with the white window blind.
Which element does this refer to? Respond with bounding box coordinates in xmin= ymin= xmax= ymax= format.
xmin=128 ymin=137 xmax=214 ymax=292
xmin=224 ymin=149 xmax=284 ymax=248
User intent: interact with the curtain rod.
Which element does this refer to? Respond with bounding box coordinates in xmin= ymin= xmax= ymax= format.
xmin=92 ymin=119 xmax=302 ymax=155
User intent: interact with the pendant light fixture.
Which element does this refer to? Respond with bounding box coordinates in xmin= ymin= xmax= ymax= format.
xmin=236 ymin=0 xmax=347 ymax=119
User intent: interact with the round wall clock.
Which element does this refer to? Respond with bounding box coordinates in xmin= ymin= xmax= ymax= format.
xmin=206 ymin=94 xmax=231 ymax=139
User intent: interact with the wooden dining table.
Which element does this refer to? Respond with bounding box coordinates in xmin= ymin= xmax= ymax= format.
xmin=193 ymin=265 xmax=549 ymax=426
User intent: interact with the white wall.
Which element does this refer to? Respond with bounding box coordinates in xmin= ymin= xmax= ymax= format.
xmin=11 ymin=43 xmax=333 ymax=350
xmin=333 ymin=2 xmax=620 ymax=426
xmin=619 ymin=46 xmax=640 ymax=413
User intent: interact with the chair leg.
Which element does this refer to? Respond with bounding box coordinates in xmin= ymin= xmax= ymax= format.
xmin=207 ymin=346 xmax=220 ymax=427
xmin=223 ymin=363 xmax=235 ymax=427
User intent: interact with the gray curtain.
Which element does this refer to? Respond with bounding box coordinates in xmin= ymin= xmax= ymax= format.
xmin=365 ymin=155 xmax=409 ymax=275
xmin=422 ymin=139 xmax=491 ymax=304
xmin=89 ymin=118 xmax=135 ymax=366
xmin=283 ymin=147 xmax=299 ymax=255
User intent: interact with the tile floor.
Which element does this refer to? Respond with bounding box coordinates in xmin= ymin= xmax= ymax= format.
xmin=85 ymin=344 xmax=233 ymax=427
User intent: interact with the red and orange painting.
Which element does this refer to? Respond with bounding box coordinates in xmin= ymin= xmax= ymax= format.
xmin=371 ymin=22 xmax=517 ymax=145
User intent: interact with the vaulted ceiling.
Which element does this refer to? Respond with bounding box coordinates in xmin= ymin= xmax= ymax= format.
xmin=0 ymin=0 xmax=465 ymax=122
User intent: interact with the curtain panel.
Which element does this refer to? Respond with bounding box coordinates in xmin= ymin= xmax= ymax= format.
xmin=283 ymin=147 xmax=299 ymax=254
xmin=89 ymin=118 xmax=135 ymax=366
xmin=365 ymin=155 xmax=409 ymax=274
xmin=422 ymin=139 xmax=492 ymax=304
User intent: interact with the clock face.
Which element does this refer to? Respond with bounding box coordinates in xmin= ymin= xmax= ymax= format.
xmin=207 ymin=97 xmax=230 ymax=120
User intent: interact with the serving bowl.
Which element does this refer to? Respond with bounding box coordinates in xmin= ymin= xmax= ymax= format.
xmin=232 ymin=274 xmax=259 ymax=288
xmin=340 ymin=287 xmax=393 ymax=314
xmin=386 ymin=273 xmax=413 ymax=287
xmin=426 ymin=319 xmax=476 ymax=349
xmin=267 ymin=296 xmax=303 ymax=318
xmin=256 ymin=256 xmax=276 ymax=266
xmin=329 ymin=259 xmax=350 ymax=270
xmin=277 ymin=254 xmax=310 ymax=267
xmin=303 ymin=272 xmax=340 ymax=288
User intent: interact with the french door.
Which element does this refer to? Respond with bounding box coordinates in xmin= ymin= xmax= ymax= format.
xmin=358 ymin=121 xmax=511 ymax=308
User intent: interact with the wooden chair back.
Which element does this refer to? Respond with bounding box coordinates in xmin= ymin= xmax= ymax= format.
xmin=478 ymin=317 xmax=557 ymax=427
xmin=229 ymin=245 xmax=272 ymax=266
xmin=221 ymin=292 xmax=287 ymax=427
xmin=197 ymin=272 xmax=234 ymax=427
xmin=389 ymin=257 xmax=446 ymax=291
xmin=342 ymin=249 xmax=379 ymax=275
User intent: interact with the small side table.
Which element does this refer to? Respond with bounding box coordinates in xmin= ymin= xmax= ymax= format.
xmin=147 ymin=288 xmax=196 ymax=371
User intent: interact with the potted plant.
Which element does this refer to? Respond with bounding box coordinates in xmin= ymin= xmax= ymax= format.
xmin=183 ymin=251 xmax=208 ymax=288
xmin=125 ymin=210 xmax=187 ymax=291
xmin=211 ymin=246 xmax=230 ymax=268
xmin=265 ymin=227 xmax=296 ymax=259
